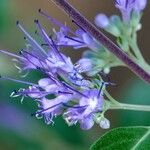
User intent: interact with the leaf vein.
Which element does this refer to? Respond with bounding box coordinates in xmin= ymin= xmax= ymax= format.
xmin=131 ymin=128 xmax=150 ymax=150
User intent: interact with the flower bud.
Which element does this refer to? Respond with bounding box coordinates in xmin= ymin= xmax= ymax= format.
xmin=95 ymin=14 xmax=110 ymax=28
xmin=99 ymin=117 xmax=110 ymax=129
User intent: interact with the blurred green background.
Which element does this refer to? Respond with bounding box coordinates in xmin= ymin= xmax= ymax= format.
xmin=0 ymin=0 xmax=150 ymax=150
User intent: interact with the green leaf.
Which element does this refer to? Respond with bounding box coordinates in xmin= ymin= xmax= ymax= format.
xmin=90 ymin=127 xmax=150 ymax=150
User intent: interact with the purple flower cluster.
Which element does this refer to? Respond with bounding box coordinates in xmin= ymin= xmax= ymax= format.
xmin=95 ymin=0 xmax=147 ymax=28
xmin=0 ymin=10 xmax=108 ymax=130
xmin=115 ymin=0 xmax=147 ymax=22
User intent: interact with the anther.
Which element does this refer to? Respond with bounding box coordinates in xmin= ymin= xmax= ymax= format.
xmin=34 ymin=19 xmax=39 ymax=24
xmin=16 ymin=20 xmax=19 ymax=25
xmin=38 ymin=8 xmax=41 ymax=13
xmin=13 ymin=90 xmax=18 ymax=94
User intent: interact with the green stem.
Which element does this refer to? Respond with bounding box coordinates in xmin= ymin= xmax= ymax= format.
xmin=129 ymin=34 xmax=150 ymax=72
xmin=109 ymin=102 xmax=150 ymax=112
xmin=104 ymin=90 xmax=120 ymax=105
xmin=130 ymin=38 xmax=145 ymax=63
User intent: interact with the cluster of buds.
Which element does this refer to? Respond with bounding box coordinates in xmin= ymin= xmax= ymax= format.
xmin=89 ymin=0 xmax=147 ymax=74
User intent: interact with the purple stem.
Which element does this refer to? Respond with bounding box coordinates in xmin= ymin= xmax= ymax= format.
xmin=50 ymin=0 xmax=150 ymax=84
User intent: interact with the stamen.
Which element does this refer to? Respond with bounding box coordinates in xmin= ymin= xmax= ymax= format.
xmin=41 ymin=43 xmax=68 ymax=47
xmin=31 ymin=102 xmax=62 ymax=116
xmin=64 ymin=35 xmax=84 ymax=44
xmin=34 ymin=19 xmax=65 ymax=62
xmin=16 ymin=21 xmax=47 ymax=56
xmin=97 ymin=82 xmax=105 ymax=98
xmin=62 ymin=103 xmax=87 ymax=109
xmin=58 ymin=91 xmax=73 ymax=95
xmin=38 ymin=9 xmax=74 ymax=34
xmin=0 ymin=50 xmax=25 ymax=60
xmin=10 ymin=90 xmax=21 ymax=98
xmin=19 ymin=50 xmax=39 ymax=69
xmin=125 ymin=0 xmax=129 ymax=9
xmin=0 ymin=75 xmax=38 ymax=86
xmin=20 ymin=50 xmax=51 ymax=72
xmin=48 ymin=74 xmax=61 ymax=84
xmin=62 ymin=82 xmax=88 ymax=98
xmin=49 ymin=35 xmax=66 ymax=62
xmin=18 ymin=90 xmax=46 ymax=96
xmin=10 ymin=90 xmax=18 ymax=97
xmin=21 ymin=50 xmax=46 ymax=69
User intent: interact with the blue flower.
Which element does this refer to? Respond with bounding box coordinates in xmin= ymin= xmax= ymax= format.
xmin=1 ymin=20 xmax=93 ymax=86
xmin=56 ymin=28 xmax=100 ymax=50
xmin=115 ymin=0 xmax=147 ymax=22
xmin=38 ymin=9 xmax=101 ymax=51
xmin=35 ymin=95 xmax=73 ymax=125
xmin=4 ymin=70 xmax=106 ymax=129
xmin=75 ymin=58 xmax=93 ymax=73
xmin=64 ymin=89 xmax=104 ymax=130
xmin=0 ymin=10 xmax=110 ymax=130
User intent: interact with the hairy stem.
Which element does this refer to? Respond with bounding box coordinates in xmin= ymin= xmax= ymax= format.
xmin=51 ymin=0 xmax=150 ymax=84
